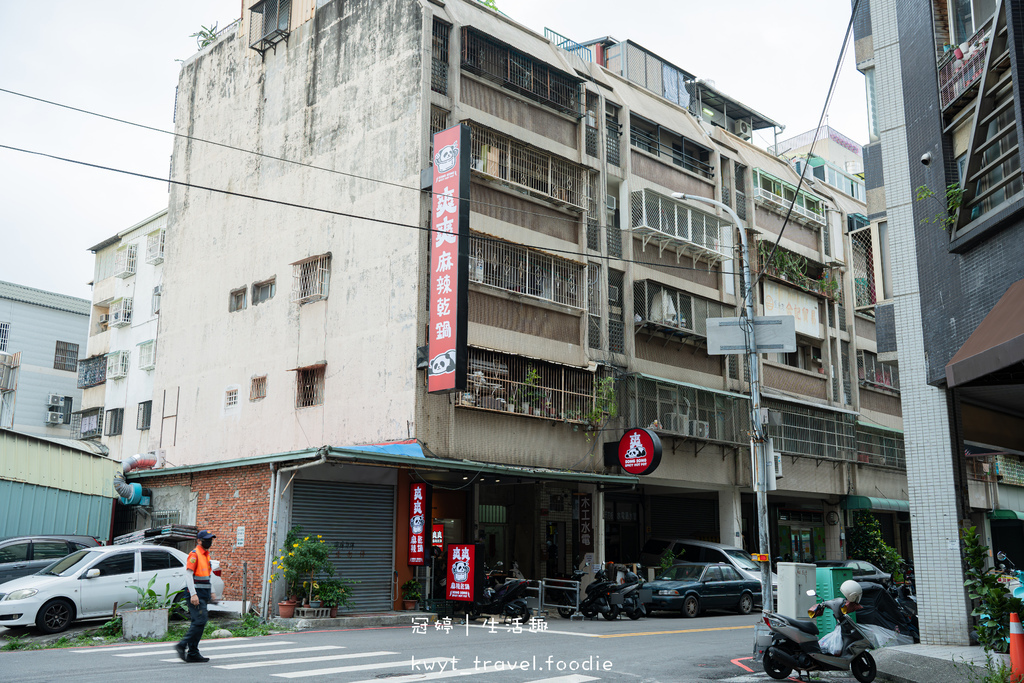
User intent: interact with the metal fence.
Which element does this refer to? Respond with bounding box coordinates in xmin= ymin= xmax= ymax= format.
xmin=468 ymin=234 xmax=585 ymax=309
xmin=633 ymin=279 xmax=728 ymax=337
xmin=543 ymin=28 xmax=593 ymax=62
xmin=763 ymin=398 xmax=857 ymax=461
xmin=621 ymin=374 xmax=751 ymax=443
xmin=857 ymin=350 xmax=899 ymax=391
xmin=937 ymin=18 xmax=991 ymax=109
xmin=629 ymin=127 xmax=714 ymax=179
xmin=855 ymin=426 xmax=905 ymax=469
xmin=630 ymin=189 xmax=725 ymax=256
xmin=850 ymin=228 xmax=876 ymax=309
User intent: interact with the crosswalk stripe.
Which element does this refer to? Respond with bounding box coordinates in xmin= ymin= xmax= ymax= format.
xmin=347 ymin=663 xmax=503 ymax=683
xmin=158 ymin=645 xmax=342 ymax=662
xmin=214 ymin=650 xmax=399 ymax=670
xmin=271 ymin=656 xmax=451 ymax=678
xmin=527 ymin=676 xmax=601 ymax=683
xmin=73 ymin=638 xmax=251 ymax=653
xmin=115 ymin=641 xmax=294 ymax=657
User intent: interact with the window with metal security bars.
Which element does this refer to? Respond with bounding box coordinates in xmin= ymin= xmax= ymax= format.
xmin=75 ymin=407 xmax=103 ymax=440
xmin=633 ymin=280 xmax=727 ymax=337
xmin=850 ymin=228 xmax=876 ymax=310
xmin=251 ymin=375 xmax=267 ymax=401
xmin=78 ymin=355 xmax=106 ymax=388
xmin=735 ymin=165 xmax=748 ymax=222
xmin=468 ymin=234 xmax=584 ymax=308
xmin=621 ymin=374 xmax=751 ymax=443
xmin=429 ymin=106 xmax=449 ymax=159
xmin=856 ymin=426 xmax=905 ymax=468
xmin=479 ymin=504 xmax=507 ymax=524
xmin=110 ymin=298 xmax=133 ymax=327
xmin=0 ymin=322 xmax=8 ymax=353
xmin=106 ymin=350 xmax=130 ymax=380
xmin=146 ymin=229 xmax=165 ymax=265
xmin=137 ymin=400 xmax=152 ymax=431
xmin=841 ymin=340 xmax=852 ymax=404
xmin=461 ymin=28 xmax=581 ymax=117
xmin=606 ymin=207 xmax=622 ymax=258
xmin=114 ymin=244 xmax=138 ymax=278
xmin=225 ymin=389 xmax=238 ymax=408
xmin=588 ymin=263 xmax=602 ymax=351
xmin=586 ymin=218 xmax=601 ymax=251
xmin=630 ymin=189 xmax=725 ymax=262
xmin=53 ymin=341 xmax=79 ymax=372
xmin=152 ymin=286 xmax=162 ymax=315
xmin=138 ymin=340 xmax=156 ymax=370
xmin=249 ymin=0 xmax=290 ymax=56
xmin=585 ymin=92 xmax=600 ymax=158
xmin=467 ymin=122 xmax=590 ymax=211
xmin=629 ymin=116 xmax=715 ymax=179
xmin=453 ymin=348 xmax=598 ymax=422
xmin=105 ymin=408 xmax=124 ymax=436
xmin=858 ymin=350 xmax=899 ymax=391
xmin=606 ymin=106 xmax=622 ymax=166
xmin=608 ymin=269 xmax=625 ymax=354
xmin=753 ymin=169 xmax=826 ymax=226
xmin=152 ymin=510 xmax=181 ymax=527
xmin=763 ymin=398 xmax=857 ymax=461
xmin=295 ymin=365 xmax=325 ymax=408
xmin=431 ymin=19 xmax=450 ymax=95
xmin=291 ymin=254 xmax=330 ymax=304
xmin=60 ymin=396 xmax=73 ymax=424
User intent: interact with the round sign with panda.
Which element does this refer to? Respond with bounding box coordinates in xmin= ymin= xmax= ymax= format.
xmin=617 ymin=428 xmax=662 ymax=475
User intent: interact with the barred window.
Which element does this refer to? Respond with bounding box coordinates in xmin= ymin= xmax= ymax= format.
xmin=114 ymin=244 xmax=138 ymax=278
xmin=225 ymin=389 xmax=239 ymax=408
xmin=137 ymin=401 xmax=152 ymax=431
xmin=431 ymin=19 xmax=450 ymax=96
xmin=291 ymin=254 xmax=331 ymax=304
xmin=469 ymin=234 xmax=584 ymax=309
xmin=0 ymin=322 xmax=8 ymax=353
xmin=105 ymin=408 xmax=124 ymax=436
xmin=138 ymin=340 xmax=156 ymax=370
xmin=76 ymin=407 xmax=103 ymax=439
xmin=53 ymin=341 xmax=79 ymax=372
xmin=78 ymin=355 xmax=107 ymax=388
xmin=295 ymin=365 xmax=326 ymax=408
xmin=250 ymin=375 xmax=267 ymax=401
xmin=61 ymin=396 xmax=73 ymax=424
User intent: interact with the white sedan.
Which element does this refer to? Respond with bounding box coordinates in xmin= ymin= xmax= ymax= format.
xmin=0 ymin=544 xmax=224 ymax=633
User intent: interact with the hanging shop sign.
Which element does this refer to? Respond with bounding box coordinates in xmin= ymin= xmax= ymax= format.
xmin=427 ymin=124 xmax=471 ymax=393
xmin=408 ymin=483 xmax=432 ymax=566
xmin=617 ymin=428 xmax=663 ymax=475
xmin=446 ymin=544 xmax=477 ymax=602
xmin=432 ymin=524 xmax=444 ymax=548
xmin=763 ymin=280 xmax=822 ymax=339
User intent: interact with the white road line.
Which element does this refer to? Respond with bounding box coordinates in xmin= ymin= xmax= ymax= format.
xmin=347 ymin=663 xmax=504 ymax=683
xmin=157 ymin=645 xmax=343 ymax=662
xmin=214 ymin=650 xmax=399 ymax=670
xmin=115 ymin=641 xmax=294 ymax=657
xmin=464 ymin=624 xmax=601 ymax=638
xmin=73 ymin=638 xmax=251 ymax=653
xmin=271 ymin=656 xmax=451 ymax=678
xmin=527 ymin=676 xmax=601 ymax=683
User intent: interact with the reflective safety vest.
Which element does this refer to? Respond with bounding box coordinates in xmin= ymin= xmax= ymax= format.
xmin=187 ymin=546 xmax=212 ymax=588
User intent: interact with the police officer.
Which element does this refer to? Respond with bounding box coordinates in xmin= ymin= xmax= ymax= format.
xmin=175 ymin=530 xmax=217 ymax=663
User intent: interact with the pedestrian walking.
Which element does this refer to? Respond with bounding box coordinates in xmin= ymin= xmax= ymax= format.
xmin=175 ymin=530 xmax=217 ymax=663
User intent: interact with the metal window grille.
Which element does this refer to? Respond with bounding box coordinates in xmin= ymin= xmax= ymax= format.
xmin=431 ymin=19 xmax=451 ymax=95
xmin=249 ymin=0 xmax=291 ymax=55
xmin=251 ymin=375 xmax=267 ymax=401
xmin=453 ymin=348 xmax=596 ymax=421
xmin=53 ymin=341 xmax=79 ymax=372
xmin=152 ymin=286 xmax=162 ymax=315
xmin=296 ymin=366 xmax=325 ymax=408
xmin=630 ymin=189 xmax=725 ymax=260
xmin=76 ymin=408 xmax=103 ymax=440
xmin=146 ymin=229 xmax=165 ymax=265
xmin=60 ymin=397 xmax=73 ymax=424
xmin=856 ymin=426 xmax=905 ymax=468
xmin=104 ymin=408 xmax=124 ymax=436
xmin=114 ymin=244 xmax=138 ymax=278
xmin=77 ymin=355 xmax=106 ymax=388
xmin=837 ymin=290 xmax=848 ymax=333
xmin=628 ymin=122 xmax=715 ymax=179
xmin=850 ymin=228 xmax=875 ymax=309
xmin=841 ymin=340 xmax=852 ymax=404
xmin=461 ymin=28 xmax=582 ymax=117
xmin=857 ymin=350 xmax=900 ymax=391
xmin=585 ymin=92 xmax=599 ymax=157
xmin=429 ymin=106 xmax=450 ymax=159
xmin=606 ymin=107 xmax=622 ymax=167
xmin=229 ymin=288 xmax=247 ymax=312
xmin=543 ymin=28 xmax=594 ymax=62
xmin=586 ymin=218 xmax=601 ymax=251
xmin=588 ymin=262 xmax=602 ymax=350
xmin=633 ymin=280 xmax=726 ymax=336
xmin=106 ymin=350 xmax=130 ymax=380
xmin=763 ymin=398 xmax=857 ymax=460
xmin=110 ymin=298 xmax=133 ymax=327
xmin=608 ymin=269 xmax=625 ymax=354
xmin=468 ymin=234 xmax=584 ymax=309
xmin=606 ymin=208 xmax=622 ymax=259
xmin=292 ymin=254 xmax=331 ymax=304
xmin=225 ymin=389 xmax=238 ymax=407
xmin=0 ymin=322 xmax=7 ymax=353
xmin=622 ymin=374 xmax=750 ymax=443
xmin=137 ymin=401 xmax=152 ymax=431
xmin=138 ymin=341 xmax=156 ymax=370
xmin=468 ymin=123 xmax=590 ymax=211
xmin=152 ymin=510 xmax=180 ymax=527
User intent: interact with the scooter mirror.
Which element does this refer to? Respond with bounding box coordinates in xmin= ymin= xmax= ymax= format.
xmin=998 ymin=551 xmax=1008 ymax=561
xmin=806 ymin=589 xmax=817 ymax=597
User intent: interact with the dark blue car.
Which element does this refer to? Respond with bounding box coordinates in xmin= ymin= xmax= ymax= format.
xmin=646 ymin=562 xmax=762 ymax=618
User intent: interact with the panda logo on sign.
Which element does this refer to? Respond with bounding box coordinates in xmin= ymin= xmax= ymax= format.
xmin=430 ymin=349 xmax=457 ymax=376
xmin=452 ymin=560 xmax=470 ymax=583
xmin=410 ymin=514 xmax=425 ymax=535
xmin=434 ymin=140 xmax=460 ymax=173
xmin=623 ymin=432 xmax=647 ymax=460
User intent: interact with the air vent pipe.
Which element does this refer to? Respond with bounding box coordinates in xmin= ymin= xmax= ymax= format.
xmin=114 ymin=452 xmax=158 ymax=505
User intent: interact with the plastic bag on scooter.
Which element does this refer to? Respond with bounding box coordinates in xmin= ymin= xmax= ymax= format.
xmin=858 ymin=622 xmax=914 ymax=648
xmin=818 ymin=625 xmax=843 ymax=655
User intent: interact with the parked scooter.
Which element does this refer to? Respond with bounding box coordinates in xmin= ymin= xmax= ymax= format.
xmin=760 ymin=580 xmax=877 ymax=683
xmin=612 ymin=567 xmax=647 ymax=620
xmin=578 ymin=565 xmax=621 ymax=620
xmin=464 ymin=562 xmax=530 ymax=623
xmin=996 ymin=551 xmax=1024 ymax=599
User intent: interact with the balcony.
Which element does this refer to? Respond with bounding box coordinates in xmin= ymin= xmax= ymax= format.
xmin=77 ymin=355 xmax=106 ymax=389
xmin=249 ymin=0 xmax=291 ymax=56
xmin=469 ymin=234 xmax=585 ymax=309
xmin=632 ymin=279 xmax=727 ymax=344
xmin=754 ymin=186 xmax=826 ymax=227
xmin=629 ymin=126 xmax=714 ymax=179
xmin=937 ymin=18 xmax=992 ymax=111
xmin=621 ymin=374 xmax=751 ymax=444
xmin=858 ymin=351 xmax=900 ymax=392
xmin=629 ymin=189 xmax=726 ymax=266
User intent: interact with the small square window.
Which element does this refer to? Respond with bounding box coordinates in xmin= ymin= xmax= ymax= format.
xmin=54 ymin=341 xmax=79 ymax=372
xmin=104 ymin=408 xmax=124 ymax=436
xmin=229 ymin=288 xmax=247 ymax=312
xmin=225 ymin=389 xmax=239 ymax=407
xmin=250 ymin=376 xmax=267 ymax=401
xmin=152 ymin=286 xmax=162 ymax=315
xmin=137 ymin=400 xmax=152 ymax=430
xmin=296 ymin=366 xmax=325 ymax=408
xmin=252 ymin=279 xmax=276 ymax=305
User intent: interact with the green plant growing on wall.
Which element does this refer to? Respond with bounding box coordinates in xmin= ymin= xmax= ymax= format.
xmin=915 ymin=182 xmax=964 ymax=231
xmin=962 ymin=525 xmax=1023 ymax=653
xmin=846 ymin=510 xmax=903 ymax=577
xmin=191 ymin=23 xmax=219 ymax=50
xmin=585 ymin=377 xmax=618 ymax=426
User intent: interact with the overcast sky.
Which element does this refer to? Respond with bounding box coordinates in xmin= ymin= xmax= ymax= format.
xmin=0 ymin=1 xmax=865 ymax=302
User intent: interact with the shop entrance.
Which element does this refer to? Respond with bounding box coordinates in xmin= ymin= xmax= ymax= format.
xmin=776 ymin=508 xmax=826 ymax=564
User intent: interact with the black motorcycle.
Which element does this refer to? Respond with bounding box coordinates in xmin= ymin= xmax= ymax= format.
xmin=578 ymin=566 xmax=621 ymax=620
xmin=465 ymin=573 xmax=530 ymax=622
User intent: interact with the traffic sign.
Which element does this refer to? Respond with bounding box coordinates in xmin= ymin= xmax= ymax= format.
xmin=706 ymin=316 xmax=797 ymax=355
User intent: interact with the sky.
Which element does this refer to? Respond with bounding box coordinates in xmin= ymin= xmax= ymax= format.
xmin=0 ymin=1 xmax=866 ymax=302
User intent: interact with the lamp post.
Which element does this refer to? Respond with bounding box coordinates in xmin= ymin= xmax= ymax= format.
xmin=671 ymin=192 xmax=773 ymax=613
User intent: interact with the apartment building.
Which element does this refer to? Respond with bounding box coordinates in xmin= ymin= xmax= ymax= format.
xmin=128 ymin=0 xmax=907 ymax=613
xmin=855 ymin=0 xmax=1024 ymax=645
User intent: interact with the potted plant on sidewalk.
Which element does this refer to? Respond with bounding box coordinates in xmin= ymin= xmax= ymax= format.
xmin=317 ymin=578 xmax=355 ymax=618
xmin=122 ymin=575 xmax=180 ymax=639
xmin=270 ymin=525 xmax=334 ymax=617
xmin=401 ymin=579 xmax=422 ymax=611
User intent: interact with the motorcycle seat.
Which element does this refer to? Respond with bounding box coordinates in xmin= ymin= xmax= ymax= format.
xmin=788 ymin=618 xmax=820 ymax=636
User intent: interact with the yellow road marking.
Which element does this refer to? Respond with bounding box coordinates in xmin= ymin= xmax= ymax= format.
xmin=597 ymin=625 xmax=754 ymax=638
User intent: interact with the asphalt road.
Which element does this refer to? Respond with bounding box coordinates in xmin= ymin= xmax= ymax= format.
xmin=1 ymin=611 xmax=866 ymax=682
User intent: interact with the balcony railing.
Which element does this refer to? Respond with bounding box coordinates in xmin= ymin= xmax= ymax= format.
xmin=468 ymin=122 xmax=590 ymax=211
xmin=856 ymin=427 xmax=905 ymax=469
xmin=633 ymin=279 xmax=727 ymax=339
xmin=469 ymin=234 xmax=585 ymax=309
xmin=606 ymin=118 xmax=622 ymax=167
xmin=938 ymin=18 xmax=992 ymax=110
xmin=754 ymin=186 xmax=826 ymax=226
xmin=543 ymin=28 xmax=593 ymax=63
xmin=629 ymin=189 xmax=726 ymax=265
xmin=621 ymin=374 xmax=751 ymax=444
xmin=858 ymin=351 xmax=900 ymax=392
xmin=629 ymin=127 xmax=714 ymax=179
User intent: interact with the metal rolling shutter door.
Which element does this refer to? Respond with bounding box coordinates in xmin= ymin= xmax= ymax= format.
xmin=292 ymin=481 xmax=395 ymax=612
xmin=649 ymin=496 xmax=719 ymax=540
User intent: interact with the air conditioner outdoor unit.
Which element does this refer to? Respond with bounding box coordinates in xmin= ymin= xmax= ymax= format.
xmin=98 ymin=314 xmax=109 ymax=324
xmin=45 ymin=411 xmax=62 ymax=425
xmin=687 ymin=420 xmax=710 ymax=439
xmin=734 ymin=120 xmax=752 ymax=140
xmin=663 ymin=412 xmax=688 ymax=433
xmin=48 ymin=394 xmax=64 ymax=408
xmin=605 ymin=196 xmax=617 ymax=212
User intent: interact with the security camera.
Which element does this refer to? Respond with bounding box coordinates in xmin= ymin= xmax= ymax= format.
xmin=921 ymin=152 xmax=932 ymax=166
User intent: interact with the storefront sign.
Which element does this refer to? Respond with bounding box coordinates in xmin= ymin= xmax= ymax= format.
xmin=446 ymin=544 xmax=476 ymax=601
xmin=577 ymin=493 xmax=594 ymax=558
xmin=432 ymin=524 xmax=444 ymax=548
xmin=408 ymin=483 xmax=431 ymax=566
xmin=617 ymin=428 xmax=662 ymax=475
xmin=427 ymin=124 xmax=471 ymax=393
xmin=763 ymin=280 xmax=822 ymax=339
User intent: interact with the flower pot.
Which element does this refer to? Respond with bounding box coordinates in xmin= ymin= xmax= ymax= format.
xmin=329 ymin=606 xmax=338 ymax=618
xmin=278 ymin=601 xmax=297 ymax=618
xmin=309 ymin=600 xmax=322 ymax=608
xmin=403 ymin=600 xmax=418 ymax=611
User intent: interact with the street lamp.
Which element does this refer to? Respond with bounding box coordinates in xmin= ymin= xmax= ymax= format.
xmin=671 ymin=192 xmax=773 ymax=613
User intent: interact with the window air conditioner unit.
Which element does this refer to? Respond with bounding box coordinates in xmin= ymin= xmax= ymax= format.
xmin=687 ymin=420 xmax=710 ymax=438
xmin=48 ymin=394 xmax=64 ymax=408
xmin=45 ymin=411 xmax=63 ymax=425
xmin=605 ymin=196 xmax=617 ymax=212
xmin=98 ymin=314 xmax=109 ymax=325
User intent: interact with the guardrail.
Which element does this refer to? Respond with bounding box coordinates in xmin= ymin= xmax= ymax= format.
xmin=541 ymin=577 xmax=581 ymax=617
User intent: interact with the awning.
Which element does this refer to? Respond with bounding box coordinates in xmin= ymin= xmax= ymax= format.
xmin=989 ymin=509 xmax=1024 ymax=521
xmin=946 ymin=279 xmax=1024 ymax=387
xmin=841 ymin=495 xmax=909 ymax=512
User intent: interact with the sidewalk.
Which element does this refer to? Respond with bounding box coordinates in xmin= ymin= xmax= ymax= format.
xmin=875 ymin=643 xmax=1010 ymax=683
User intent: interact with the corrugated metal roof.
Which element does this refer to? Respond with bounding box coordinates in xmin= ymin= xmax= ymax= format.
xmin=0 ymin=281 xmax=90 ymax=316
xmin=0 ymin=428 xmax=119 ymax=498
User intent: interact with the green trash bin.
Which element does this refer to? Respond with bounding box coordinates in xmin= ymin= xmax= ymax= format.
xmin=814 ymin=566 xmax=854 ymax=636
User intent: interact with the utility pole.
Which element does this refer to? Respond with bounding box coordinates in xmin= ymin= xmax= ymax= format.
xmin=672 ymin=192 xmax=773 ymax=613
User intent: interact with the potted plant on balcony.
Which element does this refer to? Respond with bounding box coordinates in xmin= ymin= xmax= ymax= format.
xmin=522 ymin=366 xmax=544 ymax=415
xmin=401 ymin=579 xmax=422 ymax=611
xmin=585 ymin=377 xmax=619 ymax=428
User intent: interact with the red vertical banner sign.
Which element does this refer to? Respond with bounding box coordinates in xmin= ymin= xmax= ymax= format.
xmin=427 ymin=124 xmax=470 ymax=394
xmin=432 ymin=524 xmax=444 ymax=548
xmin=408 ymin=483 xmax=430 ymax=566
xmin=446 ymin=544 xmax=476 ymax=601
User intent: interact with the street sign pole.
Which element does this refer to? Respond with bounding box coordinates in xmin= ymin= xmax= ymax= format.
xmin=673 ymin=192 xmax=773 ymax=613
